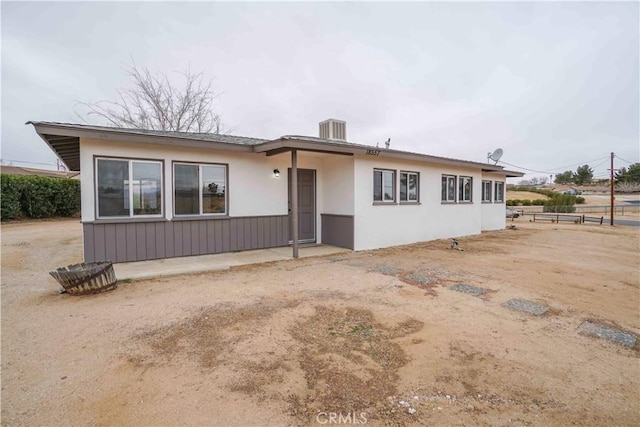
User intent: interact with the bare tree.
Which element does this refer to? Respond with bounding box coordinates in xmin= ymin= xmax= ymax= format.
xmin=79 ymin=62 xmax=224 ymax=133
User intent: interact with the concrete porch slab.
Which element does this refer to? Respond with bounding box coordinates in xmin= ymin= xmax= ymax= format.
xmin=114 ymin=245 xmax=351 ymax=281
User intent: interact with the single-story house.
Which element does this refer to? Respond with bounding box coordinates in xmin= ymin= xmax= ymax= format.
xmin=28 ymin=119 xmax=523 ymax=263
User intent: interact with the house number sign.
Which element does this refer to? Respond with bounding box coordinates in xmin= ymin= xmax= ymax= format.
xmin=365 ymin=149 xmax=380 ymax=156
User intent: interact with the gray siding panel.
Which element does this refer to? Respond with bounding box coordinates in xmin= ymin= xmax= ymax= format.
xmin=126 ymin=224 xmax=137 ymax=261
xmin=182 ymin=222 xmax=191 ymax=256
xmin=81 ymin=215 xmax=289 ymax=263
xmin=173 ymin=222 xmax=183 ymax=257
xmin=155 ymin=223 xmax=166 ymax=259
xmin=206 ymin=221 xmax=215 ymax=253
xmin=93 ymin=225 xmax=106 ymax=262
xmin=164 ymin=222 xmax=174 ymax=258
xmin=229 ymin=220 xmax=237 ymax=251
xmin=115 ymin=224 xmax=127 ymax=263
xmin=83 ymin=224 xmax=95 ymax=262
xmin=190 ymin=221 xmax=200 ymax=255
xmin=145 ymin=223 xmax=156 ymax=260
xmin=104 ymin=224 xmax=117 ymax=261
xmin=214 ymin=220 xmax=223 ymax=253
xmin=321 ymin=214 xmax=355 ymax=250
xmin=136 ymin=224 xmax=146 ymax=261
xmin=243 ymin=218 xmax=251 ymax=251
xmin=251 ymin=217 xmax=259 ymax=249
xmin=270 ymin=217 xmax=277 ymax=247
xmin=221 ymin=219 xmax=230 ymax=252
xmin=257 ymin=218 xmax=264 ymax=248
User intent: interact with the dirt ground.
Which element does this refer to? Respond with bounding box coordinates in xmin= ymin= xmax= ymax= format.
xmin=1 ymin=218 xmax=639 ymax=426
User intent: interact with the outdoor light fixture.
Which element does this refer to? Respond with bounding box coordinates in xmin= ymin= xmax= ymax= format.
xmin=273 ymin=169 xmax=280 ymax=178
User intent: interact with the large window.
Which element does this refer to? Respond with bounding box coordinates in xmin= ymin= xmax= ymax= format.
xmin=96 ymin=158 xmax=162 ymax=218
xmin=494 ymin=181 xmax=505 ymax=203
xmin=441 ymin=175 xmax=456 ymax=203
xmin=373 ymin=169 xmax=395 ymax=202
xmin=174 ymin=163 xmax=227 ymax=215
xmin=400 ymin=171 xmax=419 ymax=202
xmin=459 ymin=176 xmax=473 ymax=202
xmin=482 ymin=180 xmax=492 ymax=203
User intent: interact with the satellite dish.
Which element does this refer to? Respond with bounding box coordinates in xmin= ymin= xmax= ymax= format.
xmin=487 ymin=148 xmax=503 ymax=164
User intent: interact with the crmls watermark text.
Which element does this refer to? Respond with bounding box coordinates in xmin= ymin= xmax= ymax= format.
xmin=316 ymin=412 xmax=367 ymax=424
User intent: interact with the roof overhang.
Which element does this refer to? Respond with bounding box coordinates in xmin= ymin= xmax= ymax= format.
xmin=27 ymin=121 xmax=254 ymax=171
xmin=481 ymin=167 xmax=524 ymax=178
xmin=27 ymin=122 xmax=522 ymax=177
xmin=255 ymin=136 xmax=512 ymax=173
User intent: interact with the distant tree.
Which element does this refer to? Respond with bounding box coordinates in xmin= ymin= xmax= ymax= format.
xmin=615 ymin=163 xmax=640 ymax=184
xmin=554 ymin=171 xmax=574 ymax=184
xmin=79 ymin=61 xmax=224 ymax=133
xmin=573 ymin=164 xmax=594 ymax=185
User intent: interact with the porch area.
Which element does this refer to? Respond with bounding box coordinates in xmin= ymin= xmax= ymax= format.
xmin=113 ymin=244 xmax=350 ymax=280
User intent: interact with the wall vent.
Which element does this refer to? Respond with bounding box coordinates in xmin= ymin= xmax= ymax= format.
xmin=319 ymin=119 xmax=346 ymax=141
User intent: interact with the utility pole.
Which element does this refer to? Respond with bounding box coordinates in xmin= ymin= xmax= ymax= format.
xmin=609 ymin=152 xmax=615 ymax=226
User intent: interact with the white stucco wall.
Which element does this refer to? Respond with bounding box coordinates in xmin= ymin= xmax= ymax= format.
xmin=481 ymin=172 xmax=507 ymax=231
xmin=80 ymin=138 xmax=291 ymax=222
xmin=353 ymin=155 xmax=493 ymax=251
xmin=80 ymin=137 xmax=508 ymax=251
xmin=80 ymin=139 xmax=357 ymax=245
xmin=322 ymin=155 xmax=354 ymax=215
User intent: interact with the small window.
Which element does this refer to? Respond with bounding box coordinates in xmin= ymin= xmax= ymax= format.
xmin=174 ymin=163 xmax=227 ymax=215
xmin=96 ymin=158 xmax=162 ymax=218
xmin=482 ymin=180 xmax=492 ymax=203
xmin=494 ymin=181 xmax=505 ymax=203
xmin=441 ymin=175 xmax=456 ymax=203
xmin=373 ymin=169 xmax=395 ymax=202
xmin=459 ymin=177 xmax=473 ymax=202
xmin=400 ymin=171 xmax=419 ymax=202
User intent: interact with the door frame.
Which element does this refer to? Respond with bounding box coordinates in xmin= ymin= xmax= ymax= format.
xmin=288 ymin=168 xmax=316 ymax=244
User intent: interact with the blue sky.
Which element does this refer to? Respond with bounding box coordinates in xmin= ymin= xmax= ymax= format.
xmin=2 ymin=1 xmax=638 ymax=180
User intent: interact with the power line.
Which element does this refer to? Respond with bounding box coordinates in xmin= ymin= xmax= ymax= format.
xmin=615 ymin=155 xmax=638 ymax=165
xmin=498 ymin=155 xmax=613 ymax=176
xmin=497 ymin=161 xmax=552 ymax=174
xmin=545 ymin=156 xmax=610 ymax=172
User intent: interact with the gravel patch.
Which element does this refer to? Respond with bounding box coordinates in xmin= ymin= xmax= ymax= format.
xmin=502 ymin=298 xmax=549 ymax=316
xmin=449 ymin=284 xmax=489 ymax=297
xmin=371 ymin=265 xmax=402 ymax=276
xmin=578 ymin=321 xmax=637 ymax=348
xmin=405 ymin=273 xmax=436 ymax=285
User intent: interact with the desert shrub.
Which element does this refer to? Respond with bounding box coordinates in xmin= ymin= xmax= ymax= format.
xmin=543 ymin=194 xmax=577 ymax=213
xmin=506 ymin=200 xmax=515 ymax=206
xmin=0 ymin=174 xmax=80 ymax=220
xmin=510 ymin=187 xmax=557 ymax=198
xmin=575 ymin=196 xmax=585 ymax=204
xmin=532 ymin=199 xmax=546 ymax=206
xmin=522 ymin=200 xmax=532 ymax=206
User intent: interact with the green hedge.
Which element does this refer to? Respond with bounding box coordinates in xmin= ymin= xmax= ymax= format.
xmin=543 ymin=194 xmax=577 ymax=213
xmin=1 ymin=174 xmax=80 ymax=220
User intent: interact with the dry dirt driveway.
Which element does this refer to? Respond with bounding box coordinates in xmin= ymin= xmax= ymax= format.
xmin=1 ymin=218 xmax=639 ymax=426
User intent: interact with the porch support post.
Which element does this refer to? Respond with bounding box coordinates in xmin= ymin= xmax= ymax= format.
xmin=291 ymin=149 xmax=299 ymax=258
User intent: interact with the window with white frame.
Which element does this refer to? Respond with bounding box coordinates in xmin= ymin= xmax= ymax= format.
xmin=459 ymin=176 xmax=473 ymax=202
xmin=96 ymin=158 xmax=162 ymax=218
xmin=441 ymin=175 xmax=456 ymax=203
xmin=482 ymin=180 xmax=492 ymax=203
xmin=494 ymin=181 xmax=505 ymax=203
xmin=174 ymin=163 xmax=227 ymax=215
xmin=400 ymin=171 xmax=419 ymax=202
xmin=373 ymin=169 xmax=395 ymax=202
